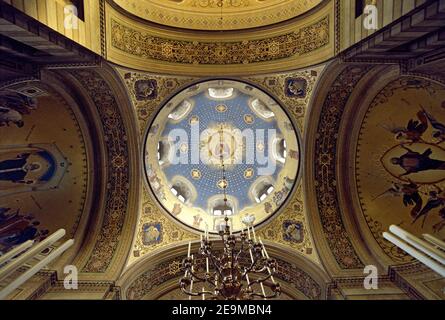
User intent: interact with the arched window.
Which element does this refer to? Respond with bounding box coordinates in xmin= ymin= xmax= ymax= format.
xmin=168 ymin=100 xmax=192 ymax=121
xmin=249 ymin=176 xmax=275 ymax=204
xmin=250 ymin=99 xmax=275 ymax=119
xmin=208 ymin=196 xmax=237 ymax=216
xmin=170 ymin=177 xmax=197 ymax=205
xmin=157 ymin=139 xmax=173 ymax=166
xmin=208 ymin=87 xmax=234 ymax=99
xmin=272 ymin=137 xmax=287 ymax=164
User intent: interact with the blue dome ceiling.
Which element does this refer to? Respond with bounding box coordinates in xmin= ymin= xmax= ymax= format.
xmin=144 ymin=79 xmax=300 ymax=233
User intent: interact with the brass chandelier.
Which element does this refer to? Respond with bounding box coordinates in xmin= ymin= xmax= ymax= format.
xmin=179 ymin=219 xmax=281 ymax=300
xmin=180 ymin=123 xmax=281 ymax=300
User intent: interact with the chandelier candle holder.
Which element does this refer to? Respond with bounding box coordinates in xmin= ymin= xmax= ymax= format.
xmin=180 ymin=219 xmax=281 ymax=300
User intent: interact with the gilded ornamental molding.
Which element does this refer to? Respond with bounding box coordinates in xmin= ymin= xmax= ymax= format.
xmin=110 ymin=17 xmax=329 ymax=65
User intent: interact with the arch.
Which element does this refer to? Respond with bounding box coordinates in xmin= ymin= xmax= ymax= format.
xmin=157 ymin=138 xmax=174 ymax=167
xmin=0 ymin=75 xmax=97 ymax=270
xmin=249 ymin=176 xmax=275 ymax=204
xmin=304 ymin=59 xmax=445 ymax=281
xmin=208 ymin=87 xmax=234 ymax=99
xmin=303 ymin=60 xmax=379 ymax=277
xmin=45 ymin=63 xmax=141 ymax=281
xmin=207 ymin=194 xmax=239 ymax=217
xmin=116 ymin=241 xmax=331 ymax=300
xmin=271 ymin=134 xmax=287 ymax=165
xmin=170 ymin=175 xmax=197 ymax=205
xmin=249 ymin=98 xmax=275 ymax=120
xmin=168 ymin=99 xmax=193 ymax=122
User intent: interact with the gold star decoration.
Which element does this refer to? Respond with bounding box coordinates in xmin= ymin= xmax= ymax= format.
xmin=217 ymin=179 xmax=228 ymax=189
xmin=216 ymin=104 xmax=228 ymax=113
xmin=191 ymin=169 xmax=202 ymax=180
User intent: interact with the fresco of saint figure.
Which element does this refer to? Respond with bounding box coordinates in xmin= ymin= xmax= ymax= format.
xmin=285 ymin=78 xmax=307 ymax=98
xmin=0 ymin=207 xmax=49 ymax=254
xmin=0 ymin=153 xmax=41 ymax=184
xmin=142 ymin=223 xmax=161 ymax=245
xmin=391 ymin=146 xmax=445 ymax=177
xmin=283 ymin=221 xmax=303 ymax=243
xmin=193 ymin=215 xmax=203 ymax=228
xmin=0 ymin=151 xmax=56 ymax=186
xmin=134 ymin=79 xmax=157 ymax=101
xmin=383 ymin=111 xmax=428 ymax=143
xmin=423 ymin=109 xmax=445 ymax=143
xmin=172 ymin=203 xmax=182 ymax=216
xmin=375 ymin=181 xmax=423 ymax=218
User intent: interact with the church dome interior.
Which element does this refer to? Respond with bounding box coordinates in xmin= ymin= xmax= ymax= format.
xmin=144 ymin=79 xmax=300 ymax=233
xmin=0 ymin=0 xmax=444 ymax=303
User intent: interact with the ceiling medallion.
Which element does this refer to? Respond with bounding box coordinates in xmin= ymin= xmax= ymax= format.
xmin=244 ymin=114 xmax=255 ymax=124
xmin=244 ymin=168 xmax=254 ymax=179
xmin=217 ymin=179 xmax=228 ymax=190
xmin=216 ymin=104 xmax=228 ymax=113
xmin=191 ymin=169 xmax=202 ymax=180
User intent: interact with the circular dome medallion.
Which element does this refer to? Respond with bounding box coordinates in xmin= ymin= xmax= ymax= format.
xmin=144 ymin=80 xmax=300 ymax=233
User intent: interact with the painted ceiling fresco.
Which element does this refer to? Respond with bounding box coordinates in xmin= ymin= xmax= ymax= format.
xmin=356 ymin=77 xmax=445 ymax=262
xmin=113 ymin=0 xmax=322 ymax=30
xmin=144 ymin=79 xmax=300 ymax=233
xmin=0 ymin=84 xmax=89 ymax=255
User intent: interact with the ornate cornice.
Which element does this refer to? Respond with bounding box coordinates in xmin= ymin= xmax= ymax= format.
xmin=110 ymin=17 xmax=329 ymax=66
xmin=105 ymin=1 xmax=335 ymax=75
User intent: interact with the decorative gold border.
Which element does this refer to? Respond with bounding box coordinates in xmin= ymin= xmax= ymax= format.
xmin=105 ymin=1 xmax=335 ymax=75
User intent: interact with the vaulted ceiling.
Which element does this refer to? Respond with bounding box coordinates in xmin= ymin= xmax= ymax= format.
xmin=0 ymin=0 xmax=444 ymax=300
xmin=112 ymin=0 xmax=323 ymax=31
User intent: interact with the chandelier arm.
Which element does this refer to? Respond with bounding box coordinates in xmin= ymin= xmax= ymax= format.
xmin=203 ymin=274 xmax=217 ymax=289
xmin=180 ymin=286 xmax=201 ymax=297
xmin=198 ymin=289 xmax=218 ymax=297
xmin=206 ymin=249 xmax=220 ymax=266
xmin=234 ymin=239 xmax=246 ymax=260
xmin=242 ymin=254 xmax=262 ymax=276
xmin=188 ymin=269 xmax=208 ymax=283
xmin=208 ymin=253 xmax=224 ymax=279
xmin=182 ymin=272 xmax=220 ymax=295
xmin=247 ymin=272 xmax=273 ymax=286
xmin=249 ymin=266 xmax=269 ymax=273
xmin=180 ymin=286 xmax=218 ymax=299
xmin=180 ymin=277 xmax=208 ymax=296
xmin=248 ymin=291 xmax=280 ymax=300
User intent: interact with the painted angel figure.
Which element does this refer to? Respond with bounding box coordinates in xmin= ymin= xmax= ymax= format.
xmin=373 ymin=181 xmax=423 ymax=218
xmin=381 ymin=111 xmax=428 ymax=143
xmin=412 ymin=187 xmax=445 ymax=228
xmin=422 ymin=108 xmax=445 ymax=143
